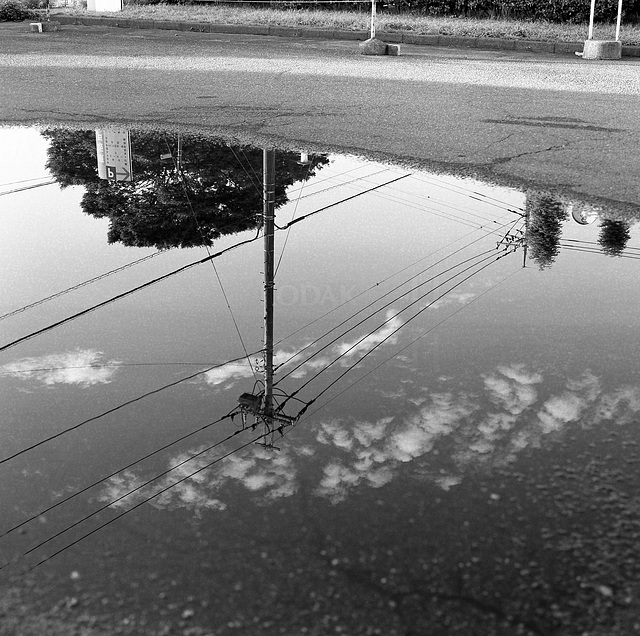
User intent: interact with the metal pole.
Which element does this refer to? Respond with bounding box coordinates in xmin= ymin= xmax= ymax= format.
xmin=177 ymin=134 xmax=183 ymax=172
xmin=370 ymin=0 xmax=376 ymax=39
xmin=588 ymin=0 xmax=596 ymax=39
xmin=263 ymin=149 xmax=276 ymax=434
xmin=615 ymin=0 xmax=623 ymax=40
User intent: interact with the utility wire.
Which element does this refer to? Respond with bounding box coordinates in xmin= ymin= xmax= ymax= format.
xmin=341 ymin=176 xmax=523 ymax=228
xmin=274 ymin=160 xmax=313 ymax=277
xmin=288 ymin=165 xmax=524 ymax=217
xmin=277 ymin=249 xmax=506 ymax=413
xmin=1 ymin=174 xmax=412 ymax=356
xmin=0 ymin=361 xmax=232 ymax=377
xmin=0 ymin=180 xmax=56 ymax=197
xmin=410 ymin=173 xmax=526 ymax=213
xmin=229 ymin=146 xmax=264 ymax=202
xmin=2 ymin=165 xmax=271 ymax=325
xmin=289 ymin=165 xmax=523 ymax=217
xmin=240 ymin=146 xmax=265 ymax=195
xmin=0 ymin=410 xmax=235 ymax=540
xmin=285 ymin=167 xmax=393 ymax=205
xmin=273 ymin=216 xmax=522 ymax=381
xmin=283 ymin=173 xmax=412 ymax=230
xmin=0 ymin=234 xmax=261 ymax=355
xmin=14 ymin=429 xmax=269 ymax=574
xmin=0 ymin=251 xmax=166 ymax=323
xmin=559 ymin=244 xmax=640 ymax=259
xmin=273 ymin=217 xmax=519 ymax=349
xmin=9 ymin=424 xmax=245 ymax=565
xmin=561 ymin=238 xmax=640 ymax=252
xmin=293 ymin=267 xmax=523 ymax=423
xmin=286 ymin=163 xmax=385 ymax=197
xmin=0 ymin=176 xmax=51 ymax=188
xmin=274 ymin=247 xmax=499 ymax=385
xmin=165 ymin=138 xmax=258 ymax=382
xmin=0 ymin=352 xmax=258 ymax=466
xmin=293 ymin=253 xmax=512 ymax=419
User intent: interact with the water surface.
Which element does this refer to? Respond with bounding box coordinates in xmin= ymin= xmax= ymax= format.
xmin=1 ymin=125 xmax=640 ymax=635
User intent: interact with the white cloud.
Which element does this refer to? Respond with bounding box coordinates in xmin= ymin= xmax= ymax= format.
xmin=429 ymin=292 xmax=477 ymax=311
xmin=353 ymin=418 xmax=390 ymax=447
xmin=388 ymin=392 xmax=475 ymax=462
xmin=498 ymin=364 xmax=543 ymax=386
xmin=477 ymin=413 xmax=517 ymax=440
xmin=593 ymin=386 xmax=640 ymax=424
xmin=100 ymin=364 xmax=640 ymax=512
xmin=335 ymin=310 xmax=403 ymax=361
xmin=314 ymin=462 xmax=360 ymax=503
xmin=203 ymin=361 xmax=254 ymax=387
xmin=537 ymin=393 xmax=587 ymax=434
xmin=317 ymin=420 xmax=355 ymax=451
xmin=279 ymin=313 xmax=404 ymax=383
xmin=536 ymin=372 xmax=600 ymax=434
xmin=1 ymin=349 xmax=121 ymax=387
xmin=434 ymin=474 xmax=463 ymax=491
xmin=204 ymin=349 xmax=302 ymax=387
xmin=99 ymin=443 xmax=299 ymax=514
xmin=365 ymin=467 xmax=394 ymax=488
xmin=483 ymin=364 xmax=542 ymax=415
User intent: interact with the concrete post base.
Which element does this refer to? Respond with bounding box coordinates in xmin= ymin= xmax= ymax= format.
xmin=359 ymin=37 xmax=387 ymax=55
xmin=581 ymin=39 xmax=622 ymax=60
xmin=359 ymin=38 xmax=402 ymax=56
xmin=30 ymin=21 xmax=60 ymax=32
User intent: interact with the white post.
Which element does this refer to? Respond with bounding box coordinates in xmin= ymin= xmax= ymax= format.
xmin=615 ymin=0 xmax=623 ymax=40
xmin=370 ymin=0 xmax=376 ymax=39
xmin=588 ymin=0 xmax=596 ymax=39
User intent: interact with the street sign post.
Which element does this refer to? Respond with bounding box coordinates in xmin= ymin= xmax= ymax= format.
xmin=95 ymin=129 xmax=133 ymax=182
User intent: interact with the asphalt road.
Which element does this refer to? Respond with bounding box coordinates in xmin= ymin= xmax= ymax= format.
xmin=1 ymin=22 xmax=639 ymax=207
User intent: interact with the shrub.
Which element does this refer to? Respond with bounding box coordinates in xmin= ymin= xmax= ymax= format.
xmin=387 ymin=0 xmax=637 ymax=22
xmin=0 ymin=0 xmax=37 ymax=20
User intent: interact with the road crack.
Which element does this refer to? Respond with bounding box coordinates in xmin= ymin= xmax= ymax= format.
xmin=491 ymin=143 xmax=568 ymax=166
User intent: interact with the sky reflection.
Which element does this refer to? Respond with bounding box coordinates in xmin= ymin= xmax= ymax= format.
xmin=1 ymin=349 xmax=121 ymax=387
xmin=98 ymin=363 xmax=640 ymax=511
xmin=3 ymin=125 xmax=640 ymax=635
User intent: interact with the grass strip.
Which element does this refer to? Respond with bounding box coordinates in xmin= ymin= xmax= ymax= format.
xmin=56 ymin=4 xmax=640 ymax=45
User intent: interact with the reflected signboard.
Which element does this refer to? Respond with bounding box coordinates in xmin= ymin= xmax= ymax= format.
xmin=95 ymin=129 xmax=133 ymax=182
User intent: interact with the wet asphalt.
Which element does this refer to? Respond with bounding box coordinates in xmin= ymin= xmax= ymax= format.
xmin=1 ymin=22 xmax=639 ymax=207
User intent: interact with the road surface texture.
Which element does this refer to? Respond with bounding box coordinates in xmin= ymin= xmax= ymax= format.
xmin=1 ymin=22 xmax=639 ymax=209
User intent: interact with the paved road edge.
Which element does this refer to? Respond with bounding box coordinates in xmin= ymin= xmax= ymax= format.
xmin=50 ymin=14 xmax=640 ymax=58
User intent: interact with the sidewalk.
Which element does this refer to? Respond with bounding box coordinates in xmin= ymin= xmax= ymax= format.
xmin=51 ymin=13 xmax=640 ymax=58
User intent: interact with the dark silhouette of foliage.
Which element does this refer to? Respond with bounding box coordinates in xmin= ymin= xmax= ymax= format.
xmin=598 ymin=219 xmax=631 ymax=257
xmin=525 ymin=192 xmax=568 ymax=270
xmin=385 ymin=0 xmax=632 ymax=22
xmin=0 ymin=0 xmax=36 ymax=21
xmin=42 ymin=129 xmax=329 ymax=249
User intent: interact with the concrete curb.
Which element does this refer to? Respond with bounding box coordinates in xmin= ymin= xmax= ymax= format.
xmin=51 ymin=15 xmax=640 ymax=58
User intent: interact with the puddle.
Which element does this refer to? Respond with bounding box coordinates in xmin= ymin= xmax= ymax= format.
xmin=1 ymin=125 xmax=640 ymax=635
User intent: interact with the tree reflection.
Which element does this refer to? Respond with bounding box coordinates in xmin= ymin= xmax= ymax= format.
xmin=598 ymin=218 xmax=631 ymax=257
xmin=42 ymin=130 xmax=329 ymax=249
xmin=525 ymin=191 xmax=568 ymax=270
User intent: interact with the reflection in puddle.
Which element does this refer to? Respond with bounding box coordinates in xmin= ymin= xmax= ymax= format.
xmin=43 ymin=128 xmax=329 ymax=249
xmin=1 ymin=125 xmax=640 ymax=635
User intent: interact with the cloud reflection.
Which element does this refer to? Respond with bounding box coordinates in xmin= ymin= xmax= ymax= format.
xmin=99 ymin=364 xmax=640 ymax=511
xmin=1 ymin=349 xmax=120 ymax=386
xmin=99 ymin=444 xmax=299 ymax=516
xmin=203 ymin=311 xmax=404 ymax=388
